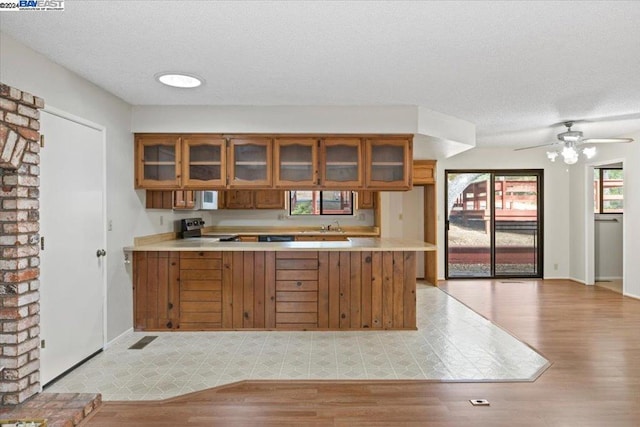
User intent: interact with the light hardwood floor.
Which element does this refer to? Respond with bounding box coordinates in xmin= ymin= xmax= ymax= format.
xmin=87 ymin=280 xmax=640 ymax=426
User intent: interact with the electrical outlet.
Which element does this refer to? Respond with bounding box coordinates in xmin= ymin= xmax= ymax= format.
xmin=554 ymin=263 xmax=558 ymax=270
xmin=470 ymin=399 xmax=490 ymax=406
xmin=358 ymin=213 xmax=365 ymax=221
xmin=159 ymin=215 xmax=164 ymax=226
xmin=108 ymin=220 xmax=113 ymax=231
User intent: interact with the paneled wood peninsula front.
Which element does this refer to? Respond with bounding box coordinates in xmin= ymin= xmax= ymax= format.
xmin=127 ymin=238 xmax=435 ymax=331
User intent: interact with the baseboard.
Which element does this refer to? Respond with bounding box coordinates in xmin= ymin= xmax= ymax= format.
xmin=595 ymin=276 xmax=623 ymax=281
xmin=105 ymin=327 xmax=133 ymax=349
xmin=623 ymin=292 xmax=640 ymax=300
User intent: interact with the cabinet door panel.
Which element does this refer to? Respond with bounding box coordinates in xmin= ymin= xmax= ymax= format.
xmin=183 ymin=136 xmax=226 ymax=188
xmin=275 ymin=137 xmax=318 ymax=187
xmin=136 ymin=135 xmax=181 ymax=189
xmin=181 ymin=269 xmax=222 ymax=281
xmin=276 ymin=302 xmax=318 ymax=313
xmin=228 ymin=137 xmax=272 ymax=187
xmin=276 ymin=291 xmax=318 ymax=302
xmin=254 ymin=190 xmax=285 ymax=209
xmin=276 ymin=280 xmax=319 ymax=291
xmin=365 ymin=138 xmax=412 ymax=189
xmin=276 ymin=270 xmax=319 ymax=281
xmin=357 ymin=191 xmax=376 ymax=209
xmin=222 ymin=190 xmax=254 ymax=209
xmin=276 ymin=259 xmax=319 ymax=270
xmin=321 ymin=138 xmax=363 ymax=188
xmin=276 ymin=312 xmax=318 ymax=324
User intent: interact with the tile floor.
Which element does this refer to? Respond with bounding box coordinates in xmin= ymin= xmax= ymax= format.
xmin=45 ymin=285 xmax=549 ymax=401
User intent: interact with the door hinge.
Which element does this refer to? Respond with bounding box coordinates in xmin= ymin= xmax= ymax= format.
xmin=40 ymin=134 xmax=45 ymax=148
xmin=40 ymin=236 xmax=45 ymax=250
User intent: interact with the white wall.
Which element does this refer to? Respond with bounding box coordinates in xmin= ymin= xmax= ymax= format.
xmin=568 ymin=134 xmax=640 ymax=298
xmin=0 ymin=33 xmax=203 ymax=342
xmin=432 ymin=147 xmax=572 ymax=280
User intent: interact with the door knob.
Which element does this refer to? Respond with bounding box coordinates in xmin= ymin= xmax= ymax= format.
xmin=96 ymin=249 xmax=106 ymax=257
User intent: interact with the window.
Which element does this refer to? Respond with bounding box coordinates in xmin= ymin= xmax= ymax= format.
xmin=594 ymin=168 xmax=623 ymax=214
xmin=289 ymin=191 xmax=354 ymax=215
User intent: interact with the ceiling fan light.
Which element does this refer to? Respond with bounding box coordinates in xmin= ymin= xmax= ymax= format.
xmin=561 ymin=145 xmax=578 ymax=165
xmin=583 ymin=146 xmax=597 ymax=159
xmin=561 ymin=145 xmax=577 ymax=159
xmin=546 ymin=151 xmax=559 ymax=162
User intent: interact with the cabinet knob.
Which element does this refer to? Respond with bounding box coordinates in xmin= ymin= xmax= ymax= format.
xmin=296 ymin=281 xmax=302 ymax=287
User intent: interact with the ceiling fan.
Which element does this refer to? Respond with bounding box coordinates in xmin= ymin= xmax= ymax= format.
xmin=515 ymin=121 xmax=634 ymax=164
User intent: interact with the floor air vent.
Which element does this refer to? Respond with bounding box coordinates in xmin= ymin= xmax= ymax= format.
xmin=499 ymin=281 xmax=525 ymax=284
xmin=129 ymin=336 xmax=158 ymax=350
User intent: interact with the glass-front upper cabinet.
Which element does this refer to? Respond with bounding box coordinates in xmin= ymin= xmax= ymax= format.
xmin=227 ymin=137 xmax=273 ymax=188
xmin=274 ymin=137 xmax=318 ymax=188
xmin=365 ymin=137 xmax=412 ymax=189
xmin=320 ymin=137 xmax=363 ymax=188
xmin=182 ymin=135 xmax=226 ymax=188
xmin=135 ymin=135 xmax=181 ymax=189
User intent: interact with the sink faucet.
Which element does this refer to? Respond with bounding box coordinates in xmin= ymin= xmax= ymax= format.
xmin=332 ymin=220 xmax=341 ymax=232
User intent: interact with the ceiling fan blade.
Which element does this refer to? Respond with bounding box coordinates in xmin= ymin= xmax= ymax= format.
xmin=582 ymin=137 xmax=634 ymax=144
xmin=514 ymin=142 xmax=556 ymax=151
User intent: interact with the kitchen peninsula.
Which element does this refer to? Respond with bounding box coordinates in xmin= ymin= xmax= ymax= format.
xmin=127 ymin=237 xmax=435 ymax=332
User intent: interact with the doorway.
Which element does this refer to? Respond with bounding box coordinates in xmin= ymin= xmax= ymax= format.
xmin=593 ymin=164 xmax=624 ymax=293
xmin=39 ymin=108 xmax=106 ymax=385
xmin=445 ymin=170 xmax=543 ymax=279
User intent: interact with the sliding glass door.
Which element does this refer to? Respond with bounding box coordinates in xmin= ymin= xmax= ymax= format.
xmin=445 ymin=170 xmax=543 ymax=279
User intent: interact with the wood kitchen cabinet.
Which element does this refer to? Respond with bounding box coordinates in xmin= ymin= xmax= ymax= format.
xmin=254 ymin=190 xmax=285 ymax=209
xmin=182 ymin=135 xmax=226 ymax=188
xmin=135 ymin=133 xmax=413 ymax=191
xmin=135 ymin=135 xmax=181 ymax=189
xmin=412 ymin=159 xmax=436 ymax=184
xmin=145 ymin=190 xmax=195 ymax=210
xmin=178 ymin=252 xmax=223 ymax=330
xmin=357 ymin=191 xmax=376 ymax=209
xmin=173 ymin=190 xmax=196 ymax=209
xmin=227 ymin=136 xmax=273 ymax=188
xmin=219 ymin=190 xmax=285 ymax=209
xmin=320 ymin=137 xmax=363 ymax=188
xmin=275 ymin=252 xmax=320 ymax=329
xmin=365 ymin=137 xmax=412 ymax=190
xmin=133 ymin=249 xmax=417 ymax=331
xmin=220 ymin=190 xmax=254 ymax=209
xmin=274 ymin=137 xmax=319 ymax=188
xmin=136 ymin=134 xmax=225 ymax=190
xmin=133 ymin=251 xmax=179 ymax=330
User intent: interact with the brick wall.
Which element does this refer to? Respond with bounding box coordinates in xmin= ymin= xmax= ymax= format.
xmin=0 ymin=83 xmax=43 ymax=405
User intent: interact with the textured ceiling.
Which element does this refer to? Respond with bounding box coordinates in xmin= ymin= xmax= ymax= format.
xmin=1 ymin=0 xmax=639 ymax=147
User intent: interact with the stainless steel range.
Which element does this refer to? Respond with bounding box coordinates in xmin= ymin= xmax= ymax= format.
xmin=179 ymin=218 xmax=238 ymax=241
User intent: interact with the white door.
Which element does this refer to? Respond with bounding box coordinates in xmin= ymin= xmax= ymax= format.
xmin=39 ymin=110 xmax=105 ymax=385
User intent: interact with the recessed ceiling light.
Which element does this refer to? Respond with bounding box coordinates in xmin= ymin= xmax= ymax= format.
xmin=155 ymin=72 xmax=203 ymax=88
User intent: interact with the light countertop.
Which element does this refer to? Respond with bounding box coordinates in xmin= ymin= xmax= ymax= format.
xmin=124 ymin=237 xmax=436 ymax=252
